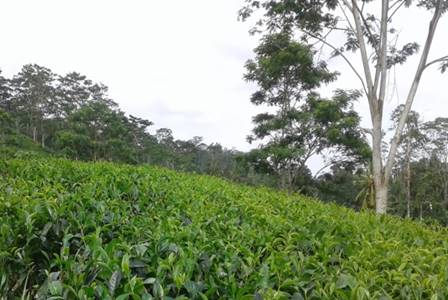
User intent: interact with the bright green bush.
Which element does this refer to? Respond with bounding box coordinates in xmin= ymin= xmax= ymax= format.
xmin=1 ymin=158 xmax=448 ymax=299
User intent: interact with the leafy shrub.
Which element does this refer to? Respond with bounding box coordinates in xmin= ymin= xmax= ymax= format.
xmin=1 ymin=158 xmax=448 ymax=299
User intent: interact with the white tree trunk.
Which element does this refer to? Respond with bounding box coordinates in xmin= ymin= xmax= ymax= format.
xmin=405 ymin=139 xmax=412 ymax=218
xmin=371 ymin=110 xmax=387 ymax=214
xmin=32 ymin=127 xmax=37 ymax=142
xmin=376 ymin=183 xmax=388 ymax=214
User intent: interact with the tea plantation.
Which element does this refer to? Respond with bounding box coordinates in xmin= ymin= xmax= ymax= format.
xmin=1 ymin=158 xmax=448 ymax=299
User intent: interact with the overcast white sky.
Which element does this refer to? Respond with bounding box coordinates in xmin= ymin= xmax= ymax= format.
xmin=0 ymin=0 xmax=447 ymax=160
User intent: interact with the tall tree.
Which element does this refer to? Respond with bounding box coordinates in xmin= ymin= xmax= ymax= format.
xmin=423 ymin=117 xmax=448 ymax=210
xmin=57 ymin=101 xmax=134 ymax=162
xmin=390 ymin=106 xmax=425 ymax=217
xmin=9 ymin=64 xmax=56 ymax=145
xmin=240 ymin=0 xmax=448 ymax=213
xmin=127 ymin=115 xmax=154 ymax=163
xmin=245 ymin=33 xmax=369 ymax=190
xmin=55 ymin=72 xmax=94 ymax=117
xmin=0 ymin=110 xmax=14 ymax=143
xmin=0 ymin=70 xmax=12 ymax=112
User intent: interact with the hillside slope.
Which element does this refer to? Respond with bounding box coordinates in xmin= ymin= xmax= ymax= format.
xmin=1 ymin=158 xmax=448 ymax=299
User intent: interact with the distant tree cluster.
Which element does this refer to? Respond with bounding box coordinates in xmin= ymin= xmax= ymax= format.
xmin=388 ymin=106 xmax=448 ymax=223
xmin=0 ymin=65 xmax=277 ymax=184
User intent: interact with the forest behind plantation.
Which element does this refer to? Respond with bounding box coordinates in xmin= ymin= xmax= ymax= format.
xmin=1 ymin=63 xmax=448 ymax=224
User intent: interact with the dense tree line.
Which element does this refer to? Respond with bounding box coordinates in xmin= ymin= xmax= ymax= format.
xmin=388 ymin=107 xmax=448 ymax=224
xmin=1 ymin=64 xmax=448 ymax=224
xmin=0 ymin=65 xmax=278 ymax=185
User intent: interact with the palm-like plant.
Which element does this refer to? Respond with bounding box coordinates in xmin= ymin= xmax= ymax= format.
xmin=355 ymin=165 xmax=376 ymax=210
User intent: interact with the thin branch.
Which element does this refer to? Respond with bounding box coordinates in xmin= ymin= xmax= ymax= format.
xmin=388 ymin=0 xmax=407 ymax=22
xmin=389 ymin=0 xmax=403 ymax=10
xmin=374 ymin=30 xmax=400 ymax=97
xmin=302 ymin=30 xmax=369 ymax=96
xmin=424 ymin=55 xmax=448 ymax=70
xmin=352 ymin=0 xmax=383 ymax=101
xmin=377 ymin=0 xmax=390 ymax=113
xmin=313 ymin=160 xmax=336 ymax=179
xmin=348 ymin=0 xmax=376 ymax=108
xmin=352 ymin=0 xmax=380 ymax=57
xmin=337 ymin=0 xmax=380 ymax=68
xmin=334 ymin=25 xmax=353 ymax=31
xmin=322 ymin=23 xmax=353 ymax=32
xmin=311 ymin=27 xmax=334 ymax=48
xmin=337 ymin=1 xmax=357 ymax=33
xmin=315 ymin=30 xmax=332 ymax=61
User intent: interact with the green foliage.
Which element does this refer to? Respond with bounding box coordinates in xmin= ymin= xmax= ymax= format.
xmin=316 ymin=165 xmax=367 ymax=210
xmin=1 ymin=157 xmax=448 ymax=299
xmin=245 ymin=33 xmax=369 ymax=191
xmin=388 ymin=108 xmax=448 ymax=223
xmin=0 ymin=110 xmax=49 ymax=159
xmin=0 ymin=110 xmax=13 ymax=135
xmin=244 ymin=33 xmax=336 ymax=104
xmin=244 ymin=33 xmax=337 ymax=191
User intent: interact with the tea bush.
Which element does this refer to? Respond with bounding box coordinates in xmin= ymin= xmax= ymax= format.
xmin=1 ymin=158 xmax=448 ymax=299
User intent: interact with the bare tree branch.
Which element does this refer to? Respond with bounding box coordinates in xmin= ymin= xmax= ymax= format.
xmin=313 ymin=160 xmax=336 ymax=179
xmin=373 ymin=0 xmax=392 ymax=100
xmin=302 ymin=29 xmax=369 ymax=96
xmin=377 ymin=0 xmax=390 ymax=112
xmin=389 ymin=0 xmax=403 ymax=10
xmin=337 ymin=1 xmax=357 ymax=33
xmin=424 ymin=55 xmax=448 ymax=69
xmin=352 ymin=0 xmax=380 ymax=57
xmin=388 ymin=0 xmax=407 ymax=22
xmin=349 ymin=0 xmax=376 ymax=112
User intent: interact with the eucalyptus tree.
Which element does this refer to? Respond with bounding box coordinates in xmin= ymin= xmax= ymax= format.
xmin=58 ymin=100 xmax=134 ymax=162
xmin=240 ymin=0 xmax=448 ymax=213
xmin=55 ymin=72 xmax=94 ymax=117
xmin=0 ymin=110 xmax=14 ymax=143
xmin=127 ymin=115 xmax=154 ymax=163
xmin=390 ymin=106 xmax=426 ymax=217
xmin=9 ymin=64 xmax=56 ymax=144
xmin=0 ymin=70 xmax=12 ymax=112
xmin=423 ymin=117 xmax=448 ymax=209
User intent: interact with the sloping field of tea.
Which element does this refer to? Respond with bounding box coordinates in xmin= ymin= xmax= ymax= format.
xmin=1 ymin=158 xmax=448 ymax=299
